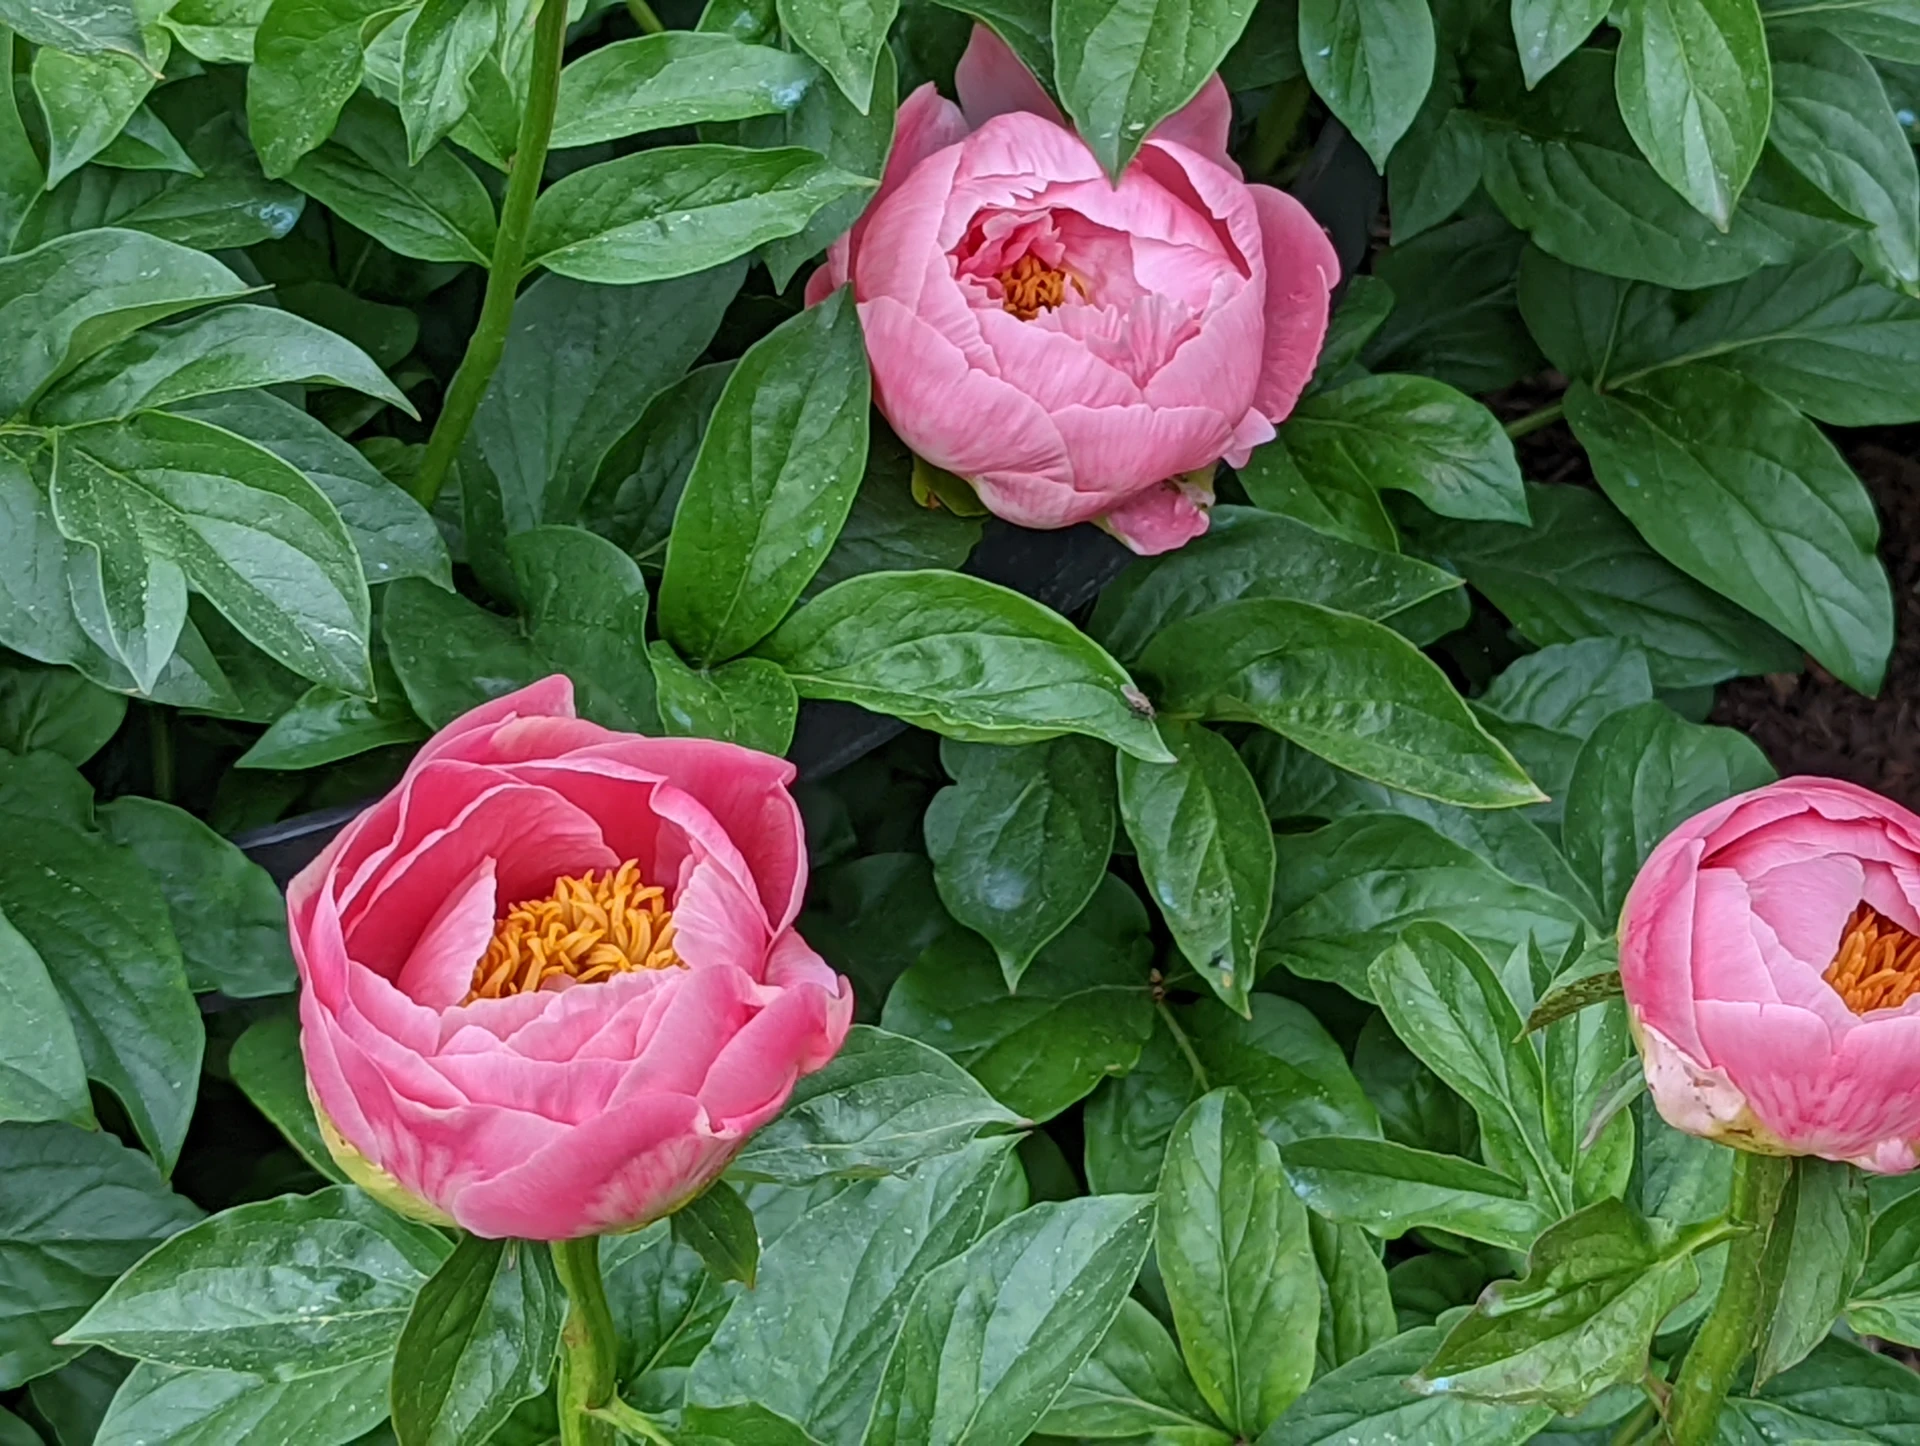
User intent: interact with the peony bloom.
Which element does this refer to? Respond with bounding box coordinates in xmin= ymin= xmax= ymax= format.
xmin=805 ymin=25 xmax=1338 ymax=556
xmin=1620 ymin=776 xmax=1920 ymax=1173
xmin=288 ymin=677 xmax=853 ymax=1239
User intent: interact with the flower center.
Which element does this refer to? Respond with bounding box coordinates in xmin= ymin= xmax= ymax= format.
xmin=1823 ymin=901 xmax=1920 ymax=1014
xmin=465 ymin=860 xmax=681 ymax=1003
xmin=998 ymin=253 xmax=1076 ymax=320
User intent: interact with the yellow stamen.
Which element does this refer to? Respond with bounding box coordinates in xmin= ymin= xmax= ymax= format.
xmin=1823 ymin=901 xmax=1920 ymax=1014
xmin=998 ymin=253 xmax=1082 ymax=320
xmin=465 ymin=860 xmax=681 ymax=1003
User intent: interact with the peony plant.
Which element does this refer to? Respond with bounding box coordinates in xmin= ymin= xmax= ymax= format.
xmin=0 ymin=0 xmax=1918 ymax=1439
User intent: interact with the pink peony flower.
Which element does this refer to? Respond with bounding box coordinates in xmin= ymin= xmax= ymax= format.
xmin=806 ymin=25 xmax=1339 ymax=556
xmin=1620 ymin=776 xmax=1920 ymax=1173
xmin=288 ymin=677 xmax=853 ymax=1239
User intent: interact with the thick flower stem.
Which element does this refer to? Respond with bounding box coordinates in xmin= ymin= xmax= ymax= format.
xmin=1664 ymin=1152 xmax=1793 ymax=1446
xmin=551 ymin=1238 xmax=620 ymax=1446
xmin=408 ymin=0 xmax=569 ymax=509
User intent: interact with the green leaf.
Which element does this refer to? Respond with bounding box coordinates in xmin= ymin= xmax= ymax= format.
xmin=0 ymin=813 xmax=201 ymax=1170
xmin=0 ymin=910 xmax=91 ymax=1128
xmin=1388 ymin=101 xmax=1485 ymax=244
xmin=287 ymin=95 xmax=495 ymax=264
xmin=1138 ymin=599 xmax=1543 ymax=809
xmin=50 ymin=411 xmax=372 ymax=695
xmin=1263 ymin=814 xmax=1585 ymax=1001
xmin=1119 ymin=720 xmax=1273 ymax=1015
xmin=1285 ymin=374 xmax=1528 ymax=525
xmin=470 ymin=266 xmax=744 ymax=533
xmin=95 ymin=107 xmax=202 ymax=176
xmin=1561 ymin=700 xmax=1776 ymax=920
xmin=36 ymin=304 xmax=409 ymax=425
xmin=238 ymin=676 xmax=429 ymax=771
xmin=31 ymin=45 xmax=159 ymax=189
xmin=1159 ymin=1089 xmax=1316 ymax=1436
xmin=867 ymin=1193 xmax=1157 ymax=1446
xmin=97 ymin=796 xmax=295 ymax=999
xmin=1237 ymin=437 xmax=1399 ymax=553
xmin=650 ymin=646 xmax=796 ymax=754
xmin=66 ymin=1185 xmax=449 ymax=1376
xmin=0 ymin=0 xmax=146 ymax=58
xmin=1410 ymin=481 xmax=1799 ymax=688
xmin=0 ymin=662 xmax=125 ymax=765
xmin=93 ymin=1358 xmax=389 ymax=1446
xmin=390 ymin=1236 xmax=564 ymax=1446
xmin=586 ymin=362 xmax=734 ymax=558
xmin=508 ymin=525 xmax=659 ymax=733
xmin=717 ymin=46 xmax=898 ymax=289
xmin=1038 ymin=1297 xmax=1231 ymax=1443
xmin=924 ymin=736 xmax=1116 ymax=990
xmin=1850 ymin=1191 xmax=1920 ymax=1347
xmin=1473 ymin=637 xmax=1656 ymax=819
xmin=1084 ymin=994 xmax=1382 ymax=1194
xmin=1363 ymin=217 xmax=1544 ymax=395
xmin=1478 ymin=52 xmax=1850 ymax=288
xmin=554 ymin=33 xmax=815 ymax=147
xmin=173 ymin=389 xmax=448 ymax=589
xmin=1280 ymin=1136 xmax=1552 ymax=1251
xmin=26 ymin=1348 xmax=130 ymax=1446
xmin=1089 ymin=506 xmax=1461 ymax=663
xmin=929 ymin=0 xmax=1053 ymax=83
xmin=1769 ymin=27 xmax=1920 ymax=291
xmin=0 ymin=1121 xmax=201 ymax=1390
xmin=1512 ymin=0 xmax=1610 ymax=86
xmin=1762 ymin=0 xmax=1920 ymax=62
xmin=1052 ymin=0 xmax=1258 ymax=178
xmin=1723 ymin=1336 xmax=1920 ymax=1441
xmin=1614 ymin=0 xmax=1772 ymax=227
xmin=804 ymin=433 xmax=979 ymax=596
xmin=228 ymin=1010 xmax=344 ymax=1183
xmin=396 ymin=0 xmax=494 ymax=162
xmin=755 ymin=570 xmax=1174 ymax=762
xmin=1370 ymin=924 xmax=1566 ymax=1214
xmin=1260 ymin=1325 xmax=1554 ymax=1445
xmin=671 ymin=1182 xmax=760 ymax=1288
xmin=382 ymin=579 xmax=542 ymax=728
xmin=732 ymin=1025 xmax=1023 ymax=1186
xmin=685 ymin=1138 xmax=1013 ymax=1443
xmin=1753 ymin=1158 xmax=1870 ymax=1386
xmin=248 ymin=0 xmax=404 ymax=177
xmin=0 ymin=1406 xmax=35 ymax=1446
xmin=677 ymin=1403 xmax=821 ymax=1446
xmin=778 ymin=0 xmax=896 ymax=111
xmin=659 ymin=288 xmax=869 ymax=663
xmin=1310 ymin=1213 xmax=1398 ymax=1371
xmin=882 ymin=877 xmax=1155 ymax=1121
xmin=0 ymin=228 xmax=248 ymax=421
xmin=1413 ymin=1199 xmax=1712 ymax=1413
xmin=1566 ymin=364 xmax=1892 ymax=692
xmin=1298 ymin=0 xmax=1435 ymax=167
xmin=525 ymin=146 xmax=872 ymax=285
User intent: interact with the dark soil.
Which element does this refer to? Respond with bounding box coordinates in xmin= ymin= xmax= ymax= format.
xmin=1710 ymin=433 xmax=1920 ymax=810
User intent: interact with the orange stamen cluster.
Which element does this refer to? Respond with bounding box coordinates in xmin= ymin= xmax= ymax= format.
xmin=465 ymin=860 xmax=680 ymax=1003
xmin=1824 ymin=901 xmax=1920 ymax=1014
xmin=999 ymin=253 xmax=1076 ymax=320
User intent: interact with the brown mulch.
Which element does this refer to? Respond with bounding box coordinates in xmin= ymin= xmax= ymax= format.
xmin=1710 ymin=432 xmax=1920 ymax=810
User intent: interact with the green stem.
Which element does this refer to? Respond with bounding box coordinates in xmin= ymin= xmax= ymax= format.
xmin=588 ymin=1398 xmax=677 ymax=1445
xmin=625 ymin=0 xmax=666 ymax=32
xmin=1156 ymin=1001 xmax=1210 ymax=1092
xmin=1664 ymin=1153 xmax=1793 ymax=1446
xmin=1504 ymin=401 xmax=1564 ymax=439
xmin=409 ymin=0 xmax=569 ymax=509
xmin=1609 ymin=1400 xmax=1658 ymax=1446
xmin=551 ymin=1238 xmax=620 ymax=1446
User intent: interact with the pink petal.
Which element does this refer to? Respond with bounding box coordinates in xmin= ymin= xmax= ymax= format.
xmin=697 ymin=976 xmax=852 ymax=1127
xmin=1049 ymin=401 xmax=1235 ymax=495
xmin=1638 ymin=1021 xmax=1754 ymax=1144
xmin=954 ymin=23 xmax=1064 ymax=128
xmin=1149 ymin=75 xmax=1237 ymax=176
xmin=1247 ymin=184 xmax=1339 ymax=424
xmin=1223 ymin=407 xmax=1275 ymax=467
xmin=409 ymin=676 xmax=576 ymax=775
xmin=1694 ymin=998 xmax=1838 ymax=1151
xmin=1620 ymin=835 xmax=1709 ymax=1060
xmin=393 ymin=856 xmax=498 ymax=1009
xmin=1099 ymin=478 xmax=1215 ymax=556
